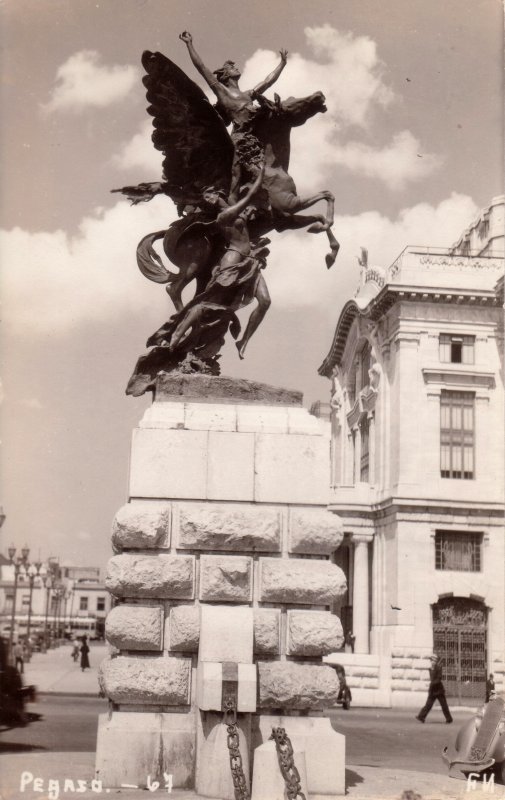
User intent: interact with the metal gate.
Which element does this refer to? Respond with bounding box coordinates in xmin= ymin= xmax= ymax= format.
xmin=433 ymin=598 xmax=487 ymax=703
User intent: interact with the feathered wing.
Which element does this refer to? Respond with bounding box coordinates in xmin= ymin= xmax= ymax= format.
xmin=142 ymin=50 xmax=233 ymax=206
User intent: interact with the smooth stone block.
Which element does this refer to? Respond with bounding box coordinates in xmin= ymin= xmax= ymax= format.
xmin=199 ymin=555 xmax=252 ymax=602
xmin=207 ymin=431 xmax=255 ymax=500
xmin=287 ymin=406 xmax=323 ymax=434
xmin=106 ymin=554 xmax=195 ymax=600
xmin=259 ymin=558 xmax=346 ymax=605
xmin=99 ymin=655 xmax=191 ymax=705
xmin=196 ymin=711 xmax=251 ymax=800
xmin=254 ymin=715 xmax=345 ymax=796
xmin=95 ymin=711 xmax=196 ymax=789
xmin=178 ymin=502 xmax=281 ymax=552
xmin=168 ymin=605 xmax=200 ymax=652
xmin=111 ymin=503 xmax=171 ymax=552
xmin=253 ymin=609 xmax=280 ymax=655
xmin=257 ymin=662 xmax=339 ymax=710
xmin=288 ymin=508 xmax=344 ymax=555
xmin=254 ymin=433 xmax=329 ymax=504
xmin=185 ymin=403 xmax=237 ymax=431
xmin=196 ymin=662 xmax=256 ymax=712
xmin=105 ymin=604 xmax=164 ymax=651
xmin=251 ymin=740 xmax=308 ymax=800
xmin=236 ymin=405 xmax=289 ymax=433
xmin=129 ymin=428 xmax=208 ymax=499
xmin=199 ymin=605 xmax=253 ymax=663
xmin=287 ymin=610 xmax=344 ymax=656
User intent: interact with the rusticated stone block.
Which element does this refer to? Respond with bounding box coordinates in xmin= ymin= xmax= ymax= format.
xmin=199 ymin=555 xmax=252 ymax=602
xmin=259 ymin=558 xmax=346 ymax=605
xmin=258 ymin=662 xmax=339 ymax=710
xmin=112 ymin=503 xmax=171 ymax=552
xmin=106 ymin=554 xmax=195 ymax=599
xmin=99 ymin=655 xmax=191 ymax=705
xmin=168 ymin=606 xmax=200 ymax=652
xmin=254 ymin=609 xmax=280 ymax=655
xmin=287 ymin=611 xmax=343 ymax=656
xmin=105 ymin=604 xmax=164 ymax=651
xmin=178 ymin=503 xmax=280 ymax=552
xmin=288 ymin=509 xmax=343 ymax=555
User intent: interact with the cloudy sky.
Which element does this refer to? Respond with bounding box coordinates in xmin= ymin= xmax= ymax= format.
xmin=1 ymin=0 xmax=502 ymax=572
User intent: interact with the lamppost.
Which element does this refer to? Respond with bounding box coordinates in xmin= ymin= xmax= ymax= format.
xmin=7 ymin=544 xmax=30 ymax=659
xmin=26 ymin=561 xmax=42 ymax=650
xmin=53 ymin=585 xmax=65 ymax=643
xmin=42 ymin=574 xmax=53 ymax=652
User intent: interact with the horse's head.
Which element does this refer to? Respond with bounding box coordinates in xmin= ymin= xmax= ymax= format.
xmin=280 ymin=91 xmax=327 ymax=126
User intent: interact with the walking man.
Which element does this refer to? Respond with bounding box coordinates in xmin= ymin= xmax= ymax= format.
xmin=416 ymin=654 xmax=453 ymax=724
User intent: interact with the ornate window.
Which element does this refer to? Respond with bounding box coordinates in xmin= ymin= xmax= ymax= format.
xmin=435 ymin=531 xmax=482 ymax=572
xmin=439 ymin=334 xmax=475 ymax=364
xmin=440 ymin=390 xmax=475 ymax=479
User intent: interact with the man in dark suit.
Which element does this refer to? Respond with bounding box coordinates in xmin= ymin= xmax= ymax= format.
xmin=416 ymin=654 xmax=453 ymax=723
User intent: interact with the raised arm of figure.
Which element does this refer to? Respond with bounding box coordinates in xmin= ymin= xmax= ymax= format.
xmin=216 ymin=163 xmax=265 ymax=225
xmin=179 ymin=31 xmax=222 ymax=94
xmin=252 ymin=50 xmax=288 ymax=95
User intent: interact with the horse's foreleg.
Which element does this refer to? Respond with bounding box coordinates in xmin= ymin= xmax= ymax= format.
xmin=325 ymin=227 xmax=340 ymax=269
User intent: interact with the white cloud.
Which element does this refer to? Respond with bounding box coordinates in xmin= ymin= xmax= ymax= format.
xmin=0 ymin=196 xmax=178 ymax=336
xmin=330 ymin=131 xmax=442 ymax=190
xmin=112 ymin=119 xmax=161 ymax=176
xmin=43 ymin=50 xmax=139 ymax=113
xmin=1 ymin=194 xmax=478 ymax=338
xmin=20 ymin=398 xmax=44 ymax=410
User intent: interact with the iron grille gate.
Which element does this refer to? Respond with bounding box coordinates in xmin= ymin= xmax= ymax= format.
xmin=433 ymin=625 xmax=487 ymax=702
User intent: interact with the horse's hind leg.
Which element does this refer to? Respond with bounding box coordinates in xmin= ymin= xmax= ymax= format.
xmin=325 ymin=227 xmax=340 ymax=269
xmin=291 ymin=190 xmax=335 ymax=228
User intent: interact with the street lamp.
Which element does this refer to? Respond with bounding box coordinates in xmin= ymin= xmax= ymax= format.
xmin=26 ymin=560 xmax=42 ymax=648
xmin=7 ymin=545 xmax=29 ymax=658
xmin=42 ymin=574 xmax=53 ymax=651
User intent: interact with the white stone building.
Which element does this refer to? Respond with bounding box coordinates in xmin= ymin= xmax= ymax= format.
xmin=319 ymin=197 xmax=505 ymax=707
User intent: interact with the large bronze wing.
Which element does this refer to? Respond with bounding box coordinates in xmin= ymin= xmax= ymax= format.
xmin=142 ymin=50 xmax=233 ymax=206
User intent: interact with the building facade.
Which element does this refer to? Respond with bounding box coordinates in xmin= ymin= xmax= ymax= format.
xmin=319 ymin=197 xmax=505 ymax=707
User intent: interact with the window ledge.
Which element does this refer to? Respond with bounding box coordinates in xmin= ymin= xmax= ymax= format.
xmin=423 ymin=366 xmax=495 ymax=389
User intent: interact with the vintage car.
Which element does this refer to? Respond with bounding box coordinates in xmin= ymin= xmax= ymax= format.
xmin=442 ymin=695 xmax=505 ymax=783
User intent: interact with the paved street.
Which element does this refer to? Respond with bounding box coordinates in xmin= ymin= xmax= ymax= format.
xmin=1 ymin=694 xmax=476 ymax=776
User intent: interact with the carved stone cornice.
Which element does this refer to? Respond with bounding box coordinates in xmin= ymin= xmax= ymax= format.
xmin=422 ymin=366 xmax=496 ymax=390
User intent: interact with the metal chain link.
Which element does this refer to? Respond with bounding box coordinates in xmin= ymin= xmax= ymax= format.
xmin=223 ymin=698 xmax=250 ymax=800
xmin=270 ymin=726 xmax=307 ymax=800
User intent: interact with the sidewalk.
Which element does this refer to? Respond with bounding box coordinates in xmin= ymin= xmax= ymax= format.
xmin=23 ymin=641 xmax=107 ymax=695
xmin=1 ymin=751 xmax=504 ymax=800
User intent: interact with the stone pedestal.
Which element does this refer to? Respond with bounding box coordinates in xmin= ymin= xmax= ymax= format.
xmin=96 ymin=375 xmax=347 ymax=793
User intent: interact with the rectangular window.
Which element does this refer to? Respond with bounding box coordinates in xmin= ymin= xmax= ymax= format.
xmin=21 ymin=595 xmax=30 ymax=606
xmin=435 ymin=531 xmax=482 ymax=572
xmin=360 ymin=416 xmax=369 ymax=482
xmin=440 ymin=390 xmax=475 ymax=479
xmin=439 ymin=334 xmax=475 ymax=364
xmin=96 ymin=597 xmax=105 ymax=612
xmin=79 ymin=597 xmax=88 ymax=611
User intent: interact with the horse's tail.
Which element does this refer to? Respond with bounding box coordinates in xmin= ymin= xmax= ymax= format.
xmin=136 ymin=231 xmax=178 ymax=284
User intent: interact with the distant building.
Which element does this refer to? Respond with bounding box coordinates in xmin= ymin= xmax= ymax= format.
xmin=319 ymin=197 xmax=504 ymax=707
xmin=0 ymin=556 xmax=111 ymax=639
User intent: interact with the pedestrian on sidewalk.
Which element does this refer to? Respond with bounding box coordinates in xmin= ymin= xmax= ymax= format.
xmin=416 ymin=654 xmax=453 ymax=724
xmin=485 ymin=673 xmax=495 ymax=702
xmin=71 ymin=640 xmax=80 ymax=662
xmin=13 ymin=641 xmax=24 ymax=674
xmin=80 ymin=635 xmax=90 ymax=671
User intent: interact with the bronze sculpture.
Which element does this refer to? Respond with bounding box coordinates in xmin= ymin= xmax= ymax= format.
xmin=115 ymin=35 xmax=339 ymax=396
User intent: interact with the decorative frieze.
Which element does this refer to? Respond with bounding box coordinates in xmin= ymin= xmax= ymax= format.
xmin=106 ymin=554 xmax=195 ymax=600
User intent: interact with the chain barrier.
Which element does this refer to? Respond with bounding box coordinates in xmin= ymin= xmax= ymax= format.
xmin=223 ymin=697 xmax=250 ymax=800
xmin=270 ymin=726 xmax=307 ymax=800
